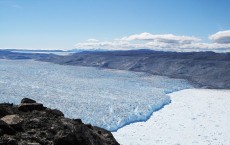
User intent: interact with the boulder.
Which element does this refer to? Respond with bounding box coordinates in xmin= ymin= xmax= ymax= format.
xmin=18 ymin=103 xmax=44 ymax=112
xmin=21 ymin=98 xmax=36 ymax=104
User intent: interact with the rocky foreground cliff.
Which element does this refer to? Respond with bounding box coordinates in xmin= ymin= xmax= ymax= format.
xmin=0 ymin=98 xmax=119 ymax=145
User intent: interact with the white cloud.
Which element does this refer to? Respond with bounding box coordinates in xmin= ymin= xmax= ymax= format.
xmin=121 ymin=32 xmax=200 ymax=44
xmin=87 ymin=38 xmax=99 ymax=42
xmin=209 ymin=30 xmax=230 ymax=44
xmin=75 ymin=40 xmax=133 ymax=50
xmin=75 ymin=31 xmax=230 ymax=52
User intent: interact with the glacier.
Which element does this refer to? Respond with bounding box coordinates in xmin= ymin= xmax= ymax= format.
xmin=0 ymin=59 xmax=192 ymax=131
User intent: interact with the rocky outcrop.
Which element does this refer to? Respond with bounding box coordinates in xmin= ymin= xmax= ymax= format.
xmin=0 ymin=98 xmax=119 ymax=145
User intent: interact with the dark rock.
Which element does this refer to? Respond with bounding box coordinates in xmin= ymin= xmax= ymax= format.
xmin=1 ymin=115 xmax=23 ymax=131
xmin=0 ymin=129 xmax=4 ymax=136
xmin=0 ymin=103 xmax=13 ymax=106
xmin=18 ymin=103 xmax=44 ymax=112
xmin=0 ymin=99 xmax=119 ymax=145
xmin=54 ymin=130 xmax=84 ymax=145
xmin=0 ymin=107 xmax=12 ymax=118
xmin=27 ymin=130 xmax=36 ymax=135
xmin=86 ymin=124 xmax=93 ymax=129
xmin=0 ymin=120 xmax=16 ymax=135
xmin=74 ymin=119 xmax=82 ymax=124
xmin=0 ymin=140 xmax=7 ymax=145
xmin=21 ymin=98 xmax=36 ymax=104
xmin=98 ymin=130 xmax=102 ymax=134
xmin=47 ymin=109 xmax=64 ymax=117
xmin=18 ymin=141 xmax=26 ymax=145
xmin=7 ymin=139 xmax=18 ymax=145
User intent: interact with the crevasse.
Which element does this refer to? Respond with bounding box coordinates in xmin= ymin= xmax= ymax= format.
xmin=0 ymin=59 xmax=192 ymax=131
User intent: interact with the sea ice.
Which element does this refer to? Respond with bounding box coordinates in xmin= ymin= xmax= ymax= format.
xmin=0 ymin=59 xmax=192 ymax=131
xmin=113 ymin=89 xmax=230 ymax=145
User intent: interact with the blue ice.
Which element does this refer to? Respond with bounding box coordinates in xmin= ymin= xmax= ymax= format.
xmin=0 ymin=59 xmax=192 ymax=131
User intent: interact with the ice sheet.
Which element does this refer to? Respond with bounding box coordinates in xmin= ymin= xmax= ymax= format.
xmin=0 ymin=59 xmax=192 ymax=131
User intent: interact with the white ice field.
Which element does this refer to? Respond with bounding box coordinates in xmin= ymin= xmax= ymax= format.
xmin=0 ymin=59 xmax=192 ymax=131
xmin=113 ymin=89 xmax=230 ymax=145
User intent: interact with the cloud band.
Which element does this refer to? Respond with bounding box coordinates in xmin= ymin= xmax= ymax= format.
xmin=75 ymin=31 xmax=230 ymax=52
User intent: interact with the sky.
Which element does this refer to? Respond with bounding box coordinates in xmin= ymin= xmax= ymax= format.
xmin=0 ymin=0 xmax=230 ymax=52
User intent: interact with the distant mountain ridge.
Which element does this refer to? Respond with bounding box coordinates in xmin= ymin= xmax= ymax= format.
xmin=0 ymin=49 xmax=230 ymax=89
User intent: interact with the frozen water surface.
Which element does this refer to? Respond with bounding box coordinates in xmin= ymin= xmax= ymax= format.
xmin=0 ymin=59 xmax=192 ymax=131
xmin=113 ymin=89 xmax=230 ymax=145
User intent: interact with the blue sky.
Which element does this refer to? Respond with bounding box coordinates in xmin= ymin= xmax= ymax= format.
xmin=0 ymin=0 xmax=230 ymax=51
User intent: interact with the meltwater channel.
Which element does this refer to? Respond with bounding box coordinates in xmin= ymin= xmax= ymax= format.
xmin=0 ymin=59 xmax=192 ymax=131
